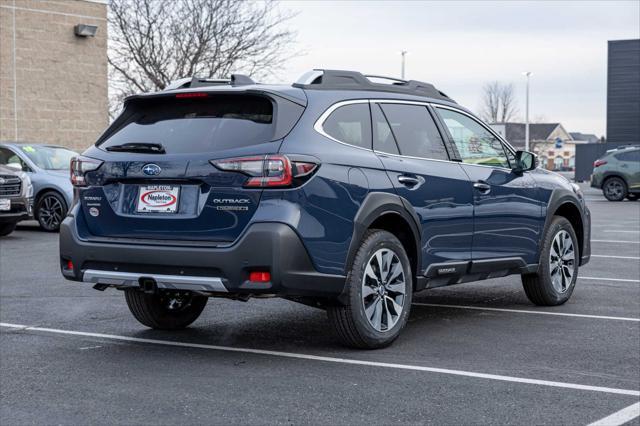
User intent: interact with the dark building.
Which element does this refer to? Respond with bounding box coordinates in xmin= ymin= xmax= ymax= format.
xmin=607 ymin=39 xmax=640 ymax=143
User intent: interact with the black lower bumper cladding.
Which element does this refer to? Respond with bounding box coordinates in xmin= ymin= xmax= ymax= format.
xmin=60 ymin=217 xmax=345 ymax=298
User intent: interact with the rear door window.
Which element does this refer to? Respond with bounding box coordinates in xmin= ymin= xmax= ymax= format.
xmin=372 ymin=104 xmax=399 ymax=155
xmin=100 ymin=95 xmax=276 ymax=154
xmin=615 ymin=150 xmax=640 ymax=162
xmin=322 ymin=103 xmax=372 ymax=149
xmin=379 ymin=103 xmax=449 ymax=160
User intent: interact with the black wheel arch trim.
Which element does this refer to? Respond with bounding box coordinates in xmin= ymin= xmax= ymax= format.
xmin=601 ymin=172 xmax=629 ymax=188
xmin=541 ymin=188 xmax=591 ymax=266
xmin=346 ymin=191 xmax=423 ymax=288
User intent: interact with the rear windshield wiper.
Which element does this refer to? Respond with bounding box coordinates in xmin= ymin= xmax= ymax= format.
xmin=105 ymin=143 xmax=166 ymax=154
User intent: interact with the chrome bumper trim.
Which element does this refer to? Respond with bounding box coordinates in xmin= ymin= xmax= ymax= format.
xmin=82 ymin=269 xmax=228 ymax=293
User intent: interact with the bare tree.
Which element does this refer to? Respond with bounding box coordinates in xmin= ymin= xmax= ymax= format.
xmin=498 ymin=83 xmax=517 ymax=123
xmin=108 ymin=0 xmax=297 ymax=117
xmin=480 ymin=82 xmax=501 ymax=123
xmin=479 ymin=81 xmax=518 ymax=123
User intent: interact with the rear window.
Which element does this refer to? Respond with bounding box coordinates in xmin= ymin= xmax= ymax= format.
xmin=100 ymin=95 xmax=275 ymax=154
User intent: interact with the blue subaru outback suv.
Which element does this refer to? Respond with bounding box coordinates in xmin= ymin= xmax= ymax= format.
xmin=60 ymin=70 xmax=591 ymax=348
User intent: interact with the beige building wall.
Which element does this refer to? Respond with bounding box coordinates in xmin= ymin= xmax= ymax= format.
xmin=0 ymin=0 xmax=108 ymax=151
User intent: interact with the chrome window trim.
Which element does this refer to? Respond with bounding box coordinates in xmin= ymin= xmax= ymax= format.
xmin=313 ymin=98 xmax=519 ymax=172
xmin=313 ymin=99 xmax=373 ymax=152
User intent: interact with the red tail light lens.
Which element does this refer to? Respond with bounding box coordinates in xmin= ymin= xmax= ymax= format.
xmin=70 ymin=156 xmax=103 ymax=186
xmin=211 ymin=155 xmax=317 ymax=188
xmin=249 ymin=271 xmax=271 ymax=282
xmin=593 ymin=159 xmax=607 ymax=168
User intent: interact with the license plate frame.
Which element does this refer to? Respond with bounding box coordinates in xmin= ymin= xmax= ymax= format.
xmin=136 ymin=185 xmax=180 ymax=213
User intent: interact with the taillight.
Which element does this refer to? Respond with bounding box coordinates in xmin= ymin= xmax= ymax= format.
xmin=593 ymin=159 xmax=607 ymax=168
xmin=210 ymin=155 xmax=317 ymax=188
xmin=70 ymin=156 xmax=103 ymax=186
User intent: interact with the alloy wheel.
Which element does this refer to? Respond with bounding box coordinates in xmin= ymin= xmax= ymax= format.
xmin=605 ymin=180 xmax=624 ymax=200
xmin=38 ymin=195 xmax=64 ymax=230
xmin=361 ymin=248 xmax=406 ymax=332
xmin=549 ymin=230 xmax=576 ymax=293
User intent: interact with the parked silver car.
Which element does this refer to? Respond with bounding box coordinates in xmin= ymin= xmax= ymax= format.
xmin=0 ymin=143 xmax=75 ymax=231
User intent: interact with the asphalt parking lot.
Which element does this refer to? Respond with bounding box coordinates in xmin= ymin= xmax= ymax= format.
xmin=1 ymin=183 xmax=639 ymax=425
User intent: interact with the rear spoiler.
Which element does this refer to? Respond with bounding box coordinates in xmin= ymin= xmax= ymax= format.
xmin=97 ymin=90 xmax=306 ymax=146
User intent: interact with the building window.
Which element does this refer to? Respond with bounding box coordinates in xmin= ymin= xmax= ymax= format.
xmin=554 ymin=156 xmax=563 ymax=170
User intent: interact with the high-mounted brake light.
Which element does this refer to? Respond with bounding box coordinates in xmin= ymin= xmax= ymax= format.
xmin=593 ymin=159 xmax=607 ymax=168
xmin=175 ymin=92 xmax=208 ymax=98
xmin=211 ymin=155 xmax=318 ymax=188
xmin=70 ymin=156 xmax=103 ymax=186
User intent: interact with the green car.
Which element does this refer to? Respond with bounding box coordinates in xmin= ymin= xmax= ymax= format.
xmin=591 ymin=145 xmax=640 ymax=201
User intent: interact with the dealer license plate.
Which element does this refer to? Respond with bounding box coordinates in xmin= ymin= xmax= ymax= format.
xmin=136 ymin=185 xmax=180 ymax=213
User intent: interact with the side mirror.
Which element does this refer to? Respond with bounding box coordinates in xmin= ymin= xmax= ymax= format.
xmin=513 ymin=151 xmax=536 ymax=173
xmin=5 ymin=162 xmax=23 ymax=171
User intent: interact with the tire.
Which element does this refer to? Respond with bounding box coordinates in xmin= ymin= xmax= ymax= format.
xmin=0 ymin=222 xmax=17 ymax=236
xmin=124 ymin=289 xmax=208 ymax=330
xmin=522 ymin=216 xmax=579 ymax=306
xmin=602 ymin=177 xmax=627 ymax=201
xmin=327 ymin=229 xmax=413 ymax=349
xmin=35 ymin=191 xmax=67 ymax=232
xmin=627 ymin=194 xmax=639 ymax=201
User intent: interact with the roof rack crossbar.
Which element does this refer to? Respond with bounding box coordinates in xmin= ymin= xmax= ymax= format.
xmin=292 ymin=69 xmax=455 ymax=103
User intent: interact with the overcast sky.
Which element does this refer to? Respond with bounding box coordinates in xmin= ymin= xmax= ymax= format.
xmin=272 ymin=1 xmax=639 ymax=137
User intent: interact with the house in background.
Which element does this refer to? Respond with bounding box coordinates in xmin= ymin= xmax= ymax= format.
xmin=490 ymin=122 xmax=594 ymax=171
xmin=569 ymin=132 xmax=600 ymax=144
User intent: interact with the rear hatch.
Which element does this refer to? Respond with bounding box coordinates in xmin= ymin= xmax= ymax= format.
xmin=78 ymin=90 xmax=304 ymax=243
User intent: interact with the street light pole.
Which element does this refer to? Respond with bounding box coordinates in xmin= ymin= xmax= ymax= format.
xmin=400 ymin=51 xmax=408 ymax=79
xmin=522 ymin=71 xmax=532 ymax=152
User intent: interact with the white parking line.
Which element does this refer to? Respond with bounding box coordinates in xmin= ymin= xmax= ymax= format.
xmin=1 ymin=322 xmax=639 ymax=397
xmin=588 ymin=402 xmax=640 ymax=426
xmin=592 ymin=240 xmax=640 ymax=244
xmin=591 ymin=254 xmax=640 ymax=260
xmin=581 ymin=277 xmax=640 ymax=283
xmin=600 ymin=230 xmax=640 ymax=234
xmin=411 ymin=303 xmax=640 ymax=322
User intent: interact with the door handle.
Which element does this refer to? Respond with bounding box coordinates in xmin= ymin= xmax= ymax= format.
xmin=473 ymin=181 xmax=491 ymax=193
xmin=398 ymin=175 xmax=420 ymax=186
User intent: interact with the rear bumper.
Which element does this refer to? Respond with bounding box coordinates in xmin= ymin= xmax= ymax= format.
xmin=0 ymin=197 xmax=32 ymax=223
xmin=59 ymin=215 xmax=346 ymax=298
xmin=590 ymin=174 xmax=601 ymax=189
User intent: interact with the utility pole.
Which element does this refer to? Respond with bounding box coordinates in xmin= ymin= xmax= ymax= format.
xmin=400 ymin=51 xmax=408 ymax=80
xmin=522 ymin=71 xmax=532 ymax=152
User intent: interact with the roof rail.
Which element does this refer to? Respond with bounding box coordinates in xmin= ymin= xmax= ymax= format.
xmin=614 ymin=144 xmax=640 ymax=150
xmin=292 ymin=69 xmax=454 ymax=103
xmin=163 ymin=74 xmax=256 ymax=91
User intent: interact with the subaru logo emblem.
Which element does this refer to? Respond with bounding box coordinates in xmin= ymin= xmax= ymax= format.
xmin=142 ymin=164 xmax=161 ymax=176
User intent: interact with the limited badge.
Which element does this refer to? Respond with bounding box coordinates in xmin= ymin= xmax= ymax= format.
xmin=89 ymin=207 xmax=99 ymax=217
